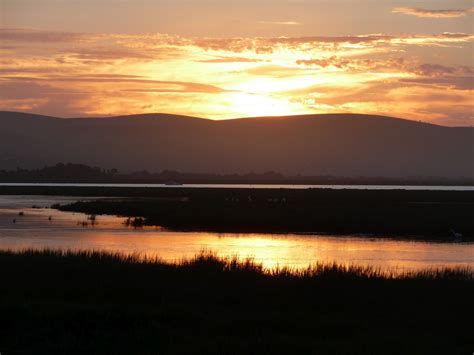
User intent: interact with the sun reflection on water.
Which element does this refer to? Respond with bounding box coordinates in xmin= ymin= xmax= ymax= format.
xmin=0 ymin=196 xmax=473 ymax=274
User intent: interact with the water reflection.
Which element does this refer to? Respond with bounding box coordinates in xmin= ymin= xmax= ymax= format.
xmin=1 ymin=183 xmax=473 ymax=191
xmin=0 ymin=195 xmax=473 ymax=272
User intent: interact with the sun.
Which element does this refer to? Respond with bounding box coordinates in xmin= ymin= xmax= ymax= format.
xmin=222 ymin=91 xmax=308 ymax=118
xmin=215 ymin=73 xmax=316 ymax=118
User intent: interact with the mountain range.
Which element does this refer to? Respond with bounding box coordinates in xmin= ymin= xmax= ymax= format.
xmin=1 ymin=111 xmax=472 ymax=179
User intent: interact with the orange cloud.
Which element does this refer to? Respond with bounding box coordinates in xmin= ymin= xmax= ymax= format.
xmin=197 ymin=56 xmax=266 ymax=63
xmin=392 ymin=7 xmax=474 ymax=18
xmin=0 ymin=28 xmax=89 ymax=42
xmin=258 ymin=21 xmax=301 ymax=25
xmin=0 ymin=28 xmax=473 ymax=125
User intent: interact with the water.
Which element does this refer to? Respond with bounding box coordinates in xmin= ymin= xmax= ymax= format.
xmin=0 ymin=195 xmax=472 ymax=272
xmin=0 ymin=183 xmax=473 ymax=191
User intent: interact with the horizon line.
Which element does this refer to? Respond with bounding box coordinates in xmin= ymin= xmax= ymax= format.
xmin=1 ymin=110 xmax=469 ymax=128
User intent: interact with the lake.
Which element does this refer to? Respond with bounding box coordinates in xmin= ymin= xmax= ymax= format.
xmin=0 ymin=195 xmax=473 ymax=273
xmin=0 ymin=183 xmax=473 ymax=191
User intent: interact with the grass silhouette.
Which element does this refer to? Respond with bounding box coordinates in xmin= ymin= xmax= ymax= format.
xmin=0 ymin=249 xmax=472 ymax=354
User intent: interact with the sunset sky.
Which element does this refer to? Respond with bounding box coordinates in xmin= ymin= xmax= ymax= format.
xmin=1 ymin=0 xmax=473 ymax=125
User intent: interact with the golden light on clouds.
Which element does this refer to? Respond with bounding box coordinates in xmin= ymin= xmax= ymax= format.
xmin=0 ymin=28 xmax=473 ymax=125
xmin=393 ymin=7 xmax=474 ymax=18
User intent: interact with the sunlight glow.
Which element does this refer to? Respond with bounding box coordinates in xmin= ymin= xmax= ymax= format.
xmin=0 ymin=28 xmax=472 ymax=124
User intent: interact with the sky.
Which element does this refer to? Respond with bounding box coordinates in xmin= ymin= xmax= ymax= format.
xmin=0 ymin=0 xmax=473 ymax=125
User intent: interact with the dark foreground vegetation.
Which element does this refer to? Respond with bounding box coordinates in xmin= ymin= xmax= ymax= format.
xmin=0 ymin=249 xmax=472 ymax=354
xmin=27 ymin=186 xmax=473 ymax=240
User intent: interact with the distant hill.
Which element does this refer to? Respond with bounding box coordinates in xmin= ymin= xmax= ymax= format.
xmin=0 ymin=111 xmax=472 ymax=179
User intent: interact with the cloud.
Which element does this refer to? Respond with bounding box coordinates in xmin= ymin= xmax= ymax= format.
xmin=69 ymin=47 xmax=154 ymax=60
xmin=266 ymin=34 xmax=393 ymax=45
xmin=293 ymin=81 xmax=474 ymax=126
xmin=415 ymin=64 xmax=474 ymax=76
xmin=400 ymin=76 xmax=474 ymax=91
xmin=0 ymin=67 xmax=73 ymax=75
xmin=191 ymin=33 xmax=473 ymax=54
xmin=2 ymin=28 xmax=473 ymax=57
xmin=1 ymin=27 xmax=473 ymax=125
xmin=0 ymin=79 xmax=92 ymax=117
xmin=197 ymin=56 xmax=265 ymax=63
xmin=0 ymin=75 xmax=228 ymax=94
xmin=296 ymin=56 xmax=408 ymax=73
xmin=258 ymin=21 xmax=300 ymax=26
xmin=0 ymin=80 xmax=79 ymax=100
xmin=244 ymin=64 xmax=313 ymax=77
xmin=296 ymin=57 xmax=337 ymax=68
xmin=392 ymin=7 xmax=474 ymax=18
xmin=0 ymin=28 xmax=89 ymax=42
xmin=118 ymin=81 xmax=229 ymax=94
xmin=406 ymin=64 xmax=474 ymax=90
xmin=192 ymin=34 xmax=393 ymax=52
xmin=0 ymin=76 xmax=228 ymax=118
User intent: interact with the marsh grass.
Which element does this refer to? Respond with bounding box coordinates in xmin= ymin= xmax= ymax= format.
xmin=3 ymin=248 xmax=471 ymax=280
xmin=0 ymin=249 xmax=472 ymax=355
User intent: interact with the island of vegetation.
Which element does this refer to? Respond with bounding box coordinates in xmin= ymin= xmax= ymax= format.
xmin=19 ymin=186 xmax=470 ymax=240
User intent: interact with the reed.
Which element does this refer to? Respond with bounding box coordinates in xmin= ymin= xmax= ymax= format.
xmin=0 ymin=249 xmax=472 ymax=354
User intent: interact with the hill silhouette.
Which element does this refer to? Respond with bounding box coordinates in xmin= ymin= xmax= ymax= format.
xmin=0 ymin=111 xmax=472 ymax=179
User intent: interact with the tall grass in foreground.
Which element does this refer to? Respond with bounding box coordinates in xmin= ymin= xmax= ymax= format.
xmin=2 ymin=248 xmax=472 ymax=281
xmin=1 ymin=248 xmax=473 ymax=355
